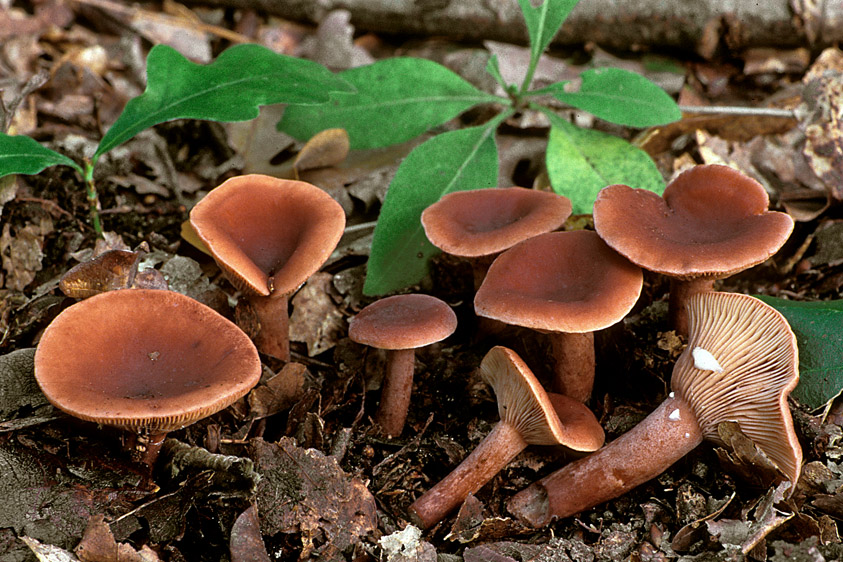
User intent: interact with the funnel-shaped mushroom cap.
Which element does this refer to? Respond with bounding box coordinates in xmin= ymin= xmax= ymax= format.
xmin=189 ymin=174 xmax=346 ymax=297
xmin=34 ymin=289 xmax=262 ymax=433
xmin=480 ymin=346 xmax=604 ymax=451
xmin=421 ymin=188 xmax=573 ymax=257
xmin=593 ymin=165 xmax=794 ymax=279
xmin=348 ymin=294 xmax=457 ymax=350
xmin=475 ymin=230 xmax=642 ymax=333
xmin=672 ymin=292 xmax=801 ymax=486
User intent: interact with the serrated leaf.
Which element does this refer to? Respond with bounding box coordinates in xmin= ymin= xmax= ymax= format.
xmin=363 ymin=122 xmax=500 ymax=296
xmin=550 ymin=67 xmax=681 ymax=127
xmin=544 ymin=114 xmax=664 ymax=214
xmin=279 ymin=58 xmax=502 ymax=150
xmin=517 ymin=0 xmax=580 ymax=74
xmin=755 ymin=295 xmax=843 ymax=410
xmin=94 ymin=44 xmax=353 ymax=162
xmin=0 ymin=134 xmax=82 ymax=177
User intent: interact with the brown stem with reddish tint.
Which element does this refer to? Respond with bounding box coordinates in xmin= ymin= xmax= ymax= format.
xmin=128 ymin=431 xmax=169 ymax=467
xmin=249 ymin=294 xmax=290 ymax=361
xmin=669 ymin=277 xmax=715 ymax=337
xmin=548 ymin=331 xmax=595 ymax=402
xmin=375 ymin=348 xmax=417 ymax=438
xmin=508 ymin=396 xmax=703 ymax=527
xmin=409 ymin=421 xmax=528 ymax=529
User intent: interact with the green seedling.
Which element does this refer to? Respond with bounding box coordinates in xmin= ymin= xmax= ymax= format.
xmin=0 ymin=43 xmax=353 ymax=235
xmin=279 ymin=0 xmax=681 ymax=295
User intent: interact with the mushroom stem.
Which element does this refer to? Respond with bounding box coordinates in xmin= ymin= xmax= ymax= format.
xmin=249 ymin=294 xmax=290 ymax=361
xmin=548 ymin=331 xmax=595 ymax=402
xmin=129 ymin=431 xmax=169 ymax=467
xmin=508 ymin=396 xmax=703 ymax=527
xmin=470 ymin=254 xmax=498 ymax=292
xmin=409 ymin=421 xmax=528 ymax=529
xmin=669 ymin=278 xmax=714 ymax=336
xmin=375 ymin=348 xmax=417 ymax=437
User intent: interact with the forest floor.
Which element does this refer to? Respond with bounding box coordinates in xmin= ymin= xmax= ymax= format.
xmin=1 ymin=2 xmax=843 ymax=561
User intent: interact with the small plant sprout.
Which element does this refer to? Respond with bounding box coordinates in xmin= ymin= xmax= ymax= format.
xmin=507 ymin=292 xmax=801 ymax=527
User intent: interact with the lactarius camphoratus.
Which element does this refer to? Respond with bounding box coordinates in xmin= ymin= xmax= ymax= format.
xmin=507 ymin=291 xmax=801 ymax=527
xmin=189 ymin=174 xmax=346 ymax=361
xmin=408 ymin=346 xmax=604 ymax=529
xmin=34 ymin=289 xmax=262 ymax=467
xmin=593 ymin=164 xmax=794 ymax=336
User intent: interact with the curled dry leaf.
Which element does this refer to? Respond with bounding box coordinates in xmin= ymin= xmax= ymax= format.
xmin=230 ymin=505 xmax=271 ymax=562
xmin=75 ymin=514 xmax=162 ymax=562
xmin=293 ymin=128 xmax=350 ymax=176
xmin=289 ymin=272 xmax=345 ymax=357
xmin=248 ymin=362 xmax=307 ymax=418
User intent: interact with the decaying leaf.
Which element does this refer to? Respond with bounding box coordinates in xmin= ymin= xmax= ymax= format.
xmin=445 ymin=493 xmax=528 ymax=544
xmin=289 ymin=272 xmax=345 ymax=357
xmin=230 ymin=505 xmax=270 ymax=562
xmin=0 ymin=348 xmax=48 ymax=420
xmin=20 ymin=536 xmax=79 ymax=562
xmin=715 ymin=420 xmax=786 ymax=489
xmin=293 ymin=128 xmax=350 ymax=176
xmin=800 ymin=68 xmax=843 ymax=201
xmin=249 ymin=437 xmax=377 ymax=559
xmin=248 ymin=362 xmax=307 ymax=418
xmin=75 ymin=514 xmax=162 ymax=562
xmin=0 ymin=216 xmax=52 ymax=291
xmin=379 ymin=525 xmax=436 ymax=562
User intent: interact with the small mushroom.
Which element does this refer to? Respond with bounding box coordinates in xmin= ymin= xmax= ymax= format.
xmin=348 ymin=294 xmax=457 ymax=438
xmin=593 ymin=164 xmax=794 ymax=335
xmin=507 ymin=291 xmax=801 ymax=527
xmin=408 ymin=346 xmax=604 ymax=529
xmin=189 ymin=174 xmax=346 ymax=361
xmin=34 ymin=289 xmax=262 ymax=466
xmin=474 ymin=230 xmax=642 ymax=401
xmin=421 ymin=187 xmax=572 ymax=290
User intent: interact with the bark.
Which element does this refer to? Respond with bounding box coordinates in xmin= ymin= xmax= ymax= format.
xmin=185 ymin=0 xmax=843 ymax=53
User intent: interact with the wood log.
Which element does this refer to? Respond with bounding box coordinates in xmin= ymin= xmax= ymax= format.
xmin=186 ymin=0 xmax=843 ymax=55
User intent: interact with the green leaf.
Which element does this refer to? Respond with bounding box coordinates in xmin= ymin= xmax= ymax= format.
xmin=544 ymin=113 xmax=664 ymax=215
xmin=550 ymin=67 xmax=681 ymax=127
xmin=0 ymin=134 xmax=82 ymax=177
xmin=517 ymin=0 xmax=580 ymax=84
xmin=755 ymin=295 xmax=843 ymax=410
xmin=94 ymin=44 xmax=353 ymax=162
xmin=363 ymin=120 xmax=501 ymax=295
xmin=279 ymin=58 xmax=502 ymax=150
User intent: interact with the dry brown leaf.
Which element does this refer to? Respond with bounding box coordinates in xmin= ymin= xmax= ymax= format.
xmin=293 ymin=128 xmax=350 ymax=176
xmin=289 ymin=272 xmax=345 ymax=357
xmin=0 ymin=216 xmax=52 ymax=291
xmin=230 ymin=505 xmax=270 ymax=562
xmin=801 ymin=72 xmax=843 ymax=201
xmin=714 ymin=420 xmax=785 ymax=489
xmin=75 ymin=514 xmax=162 ymax=562
xmin=248 ymin=362 xmax=307 ymax=418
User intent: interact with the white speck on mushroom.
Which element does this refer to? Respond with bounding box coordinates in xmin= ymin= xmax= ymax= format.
xmin=692 ymin=346 xmax=723 ymax=372
xmin=669 ymin=408 xmax=681 ymax=421
xmin=668 ymin=391 xmax=675 ymax=398
xmin=685 ymin=432 xmax=690 ymax=438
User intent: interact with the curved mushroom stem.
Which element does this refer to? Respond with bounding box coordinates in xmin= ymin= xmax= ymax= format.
xmin=548 ymin=331 xmax=594 ymax=402
xmin=248 ymin=294 xmax=290 ymax=361
xmin=508 ymin=396 xmax=703 ymax=527
xmin=409 ymin=421 xmax=528 ymax=529
xmin=375 ymin=349 xmax=417 ymax=438
xmin=669 ymin=278 xmax=715 ymax=337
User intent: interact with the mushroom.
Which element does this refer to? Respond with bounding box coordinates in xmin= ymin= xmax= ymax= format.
xmin=34 ymin=289 xmax=262 ymax=466
xmin=348 ymin=294 xmax=457 ymax=438
xmin=421 ymin=187 xmax=572 ymax=290
xmin=593 ymin=164 xmax=794 ymax=336
xmin=474 ymin=230 xmax=642 ymax=401
xmin=408 ymin=346 xmax=604 ymax=529
xmin=189 ymin=174 xmax=346 ymax=361
xmin=507 ymin=291 xmax=801 ymax=527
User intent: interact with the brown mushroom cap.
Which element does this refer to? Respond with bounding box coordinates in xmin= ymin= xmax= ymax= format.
xmin=34 ymin=289 xmax=262 ymax=433
xmin=673 ymin=291 xmax=801 ymax=485
xmin=189 ymin=174 xmax=346 ymax=297
xmin=421 ymin=187 xmax=573 ymax=258
xmin=348 ymin=294 xmax=457 ymax=350
xmin=593 ymin=165 xmax=794 ymax=279
xmin=481 ymin=346 xmax=604 ymax=451
xmin=474 ymin=230 xmax=642 ymax=333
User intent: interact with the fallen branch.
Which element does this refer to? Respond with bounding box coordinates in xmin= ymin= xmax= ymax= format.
xmin=185 ymin=0 xmax=842 ymax=54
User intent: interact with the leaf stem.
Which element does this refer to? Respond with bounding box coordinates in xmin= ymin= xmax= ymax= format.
xmin=83 ymin=159 xmax=103 ymax=236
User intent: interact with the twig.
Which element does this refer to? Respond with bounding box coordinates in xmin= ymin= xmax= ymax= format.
xmin=678 ymin=105 xmax=796 ymax=118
